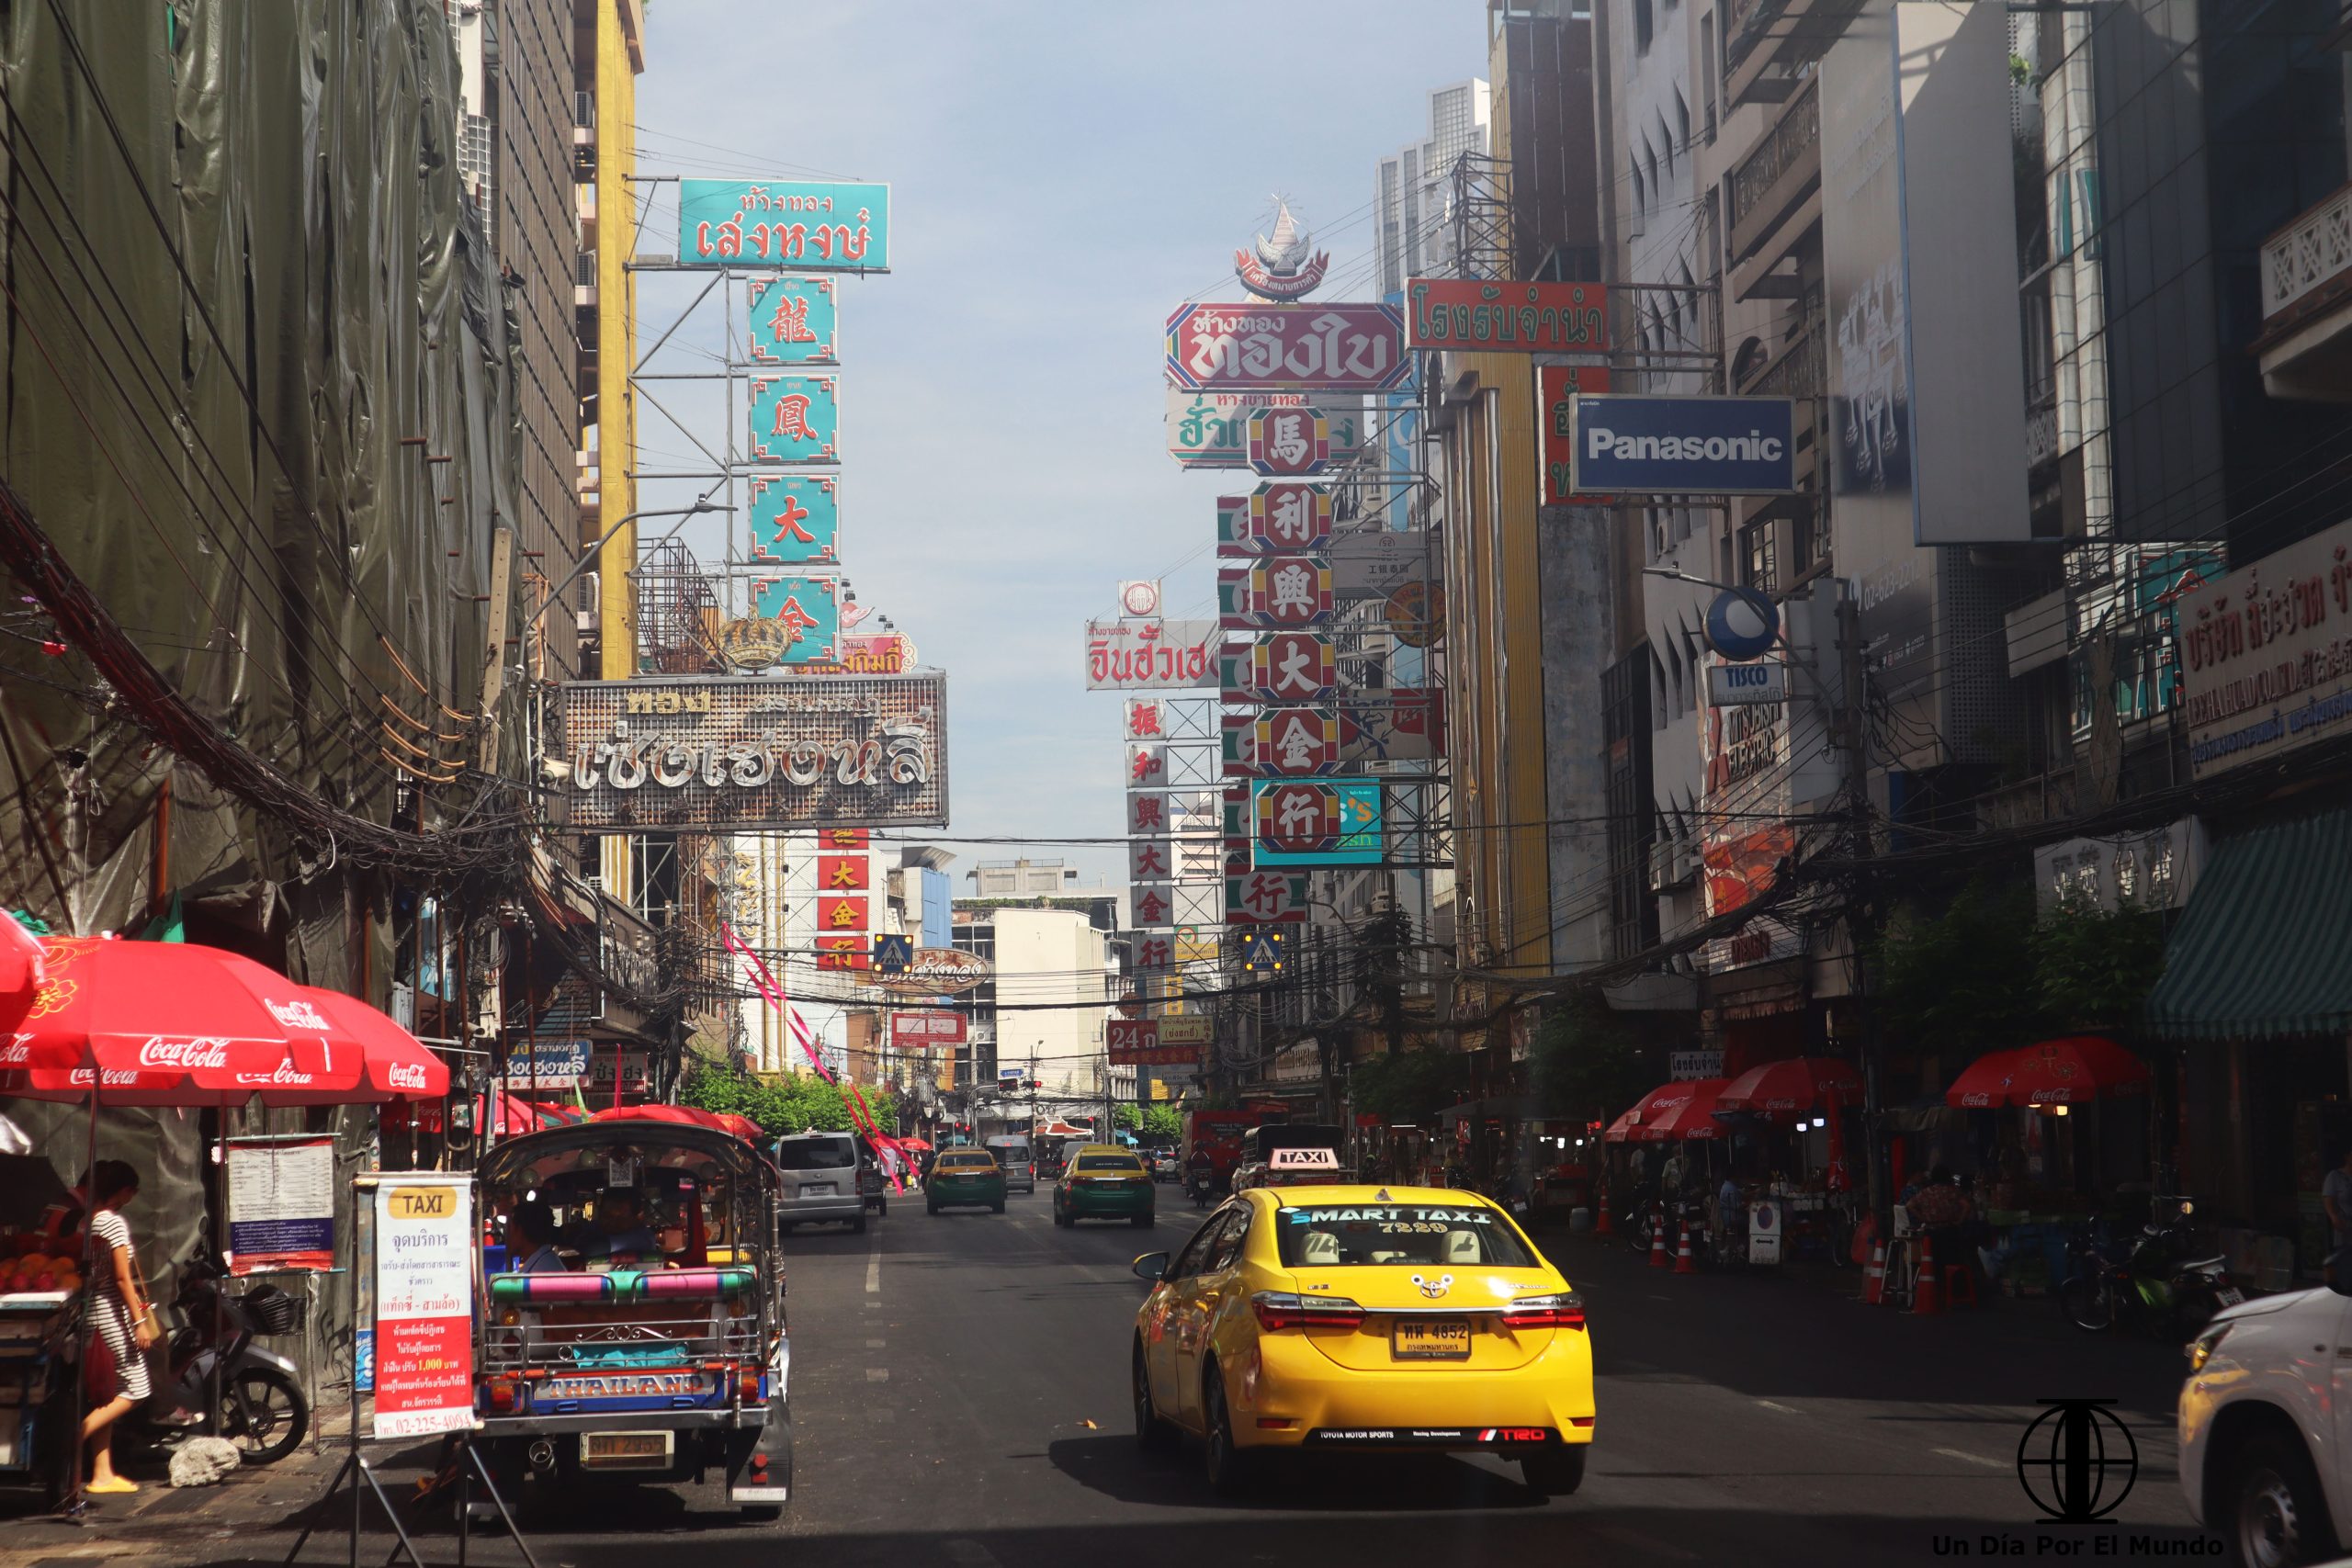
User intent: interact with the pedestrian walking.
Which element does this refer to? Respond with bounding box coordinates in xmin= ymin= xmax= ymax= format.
xmin=79 ymin=1160 xmax=157 ymax=1495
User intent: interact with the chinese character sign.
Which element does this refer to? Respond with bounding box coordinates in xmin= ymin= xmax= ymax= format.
xmin=822 ymin=896 xmax=868 ymax=931
xmin=751 ymin=575 xmax=842 ymax=665
xmin=1236 ymin=633 xmax=1337 ymax=702
xmin=1253 ymin=778 xmax=1383 ymax=866
xmin=1224 ymin=870 xmax=1308 ymax=924
xmin=1128 ymin=742 xmax=1168 ymax=788
xmin=1250 ymin=558 xmax=1334 ymax=627
xmin=1247 ymin=408 xmax=1330 ymax=476
xmin=1125 ymin=699 xmax=1166 ymax=739
xmin=747 ymin=276 xmax=840 ymax=365
xmin=1253 ymin=708 xmax=1341 ymax=775
xmin=1127 ymin=793 xmax=1168 ymax=834
xmin=749 ymin=375 xmax=840 ymax=465
xmin=679 ymin=180 xmax=891 ymax=271
xmin=1168 ymin=390 xmax=1364 ymax=468
xmin=1131 ymin=885 xmax=1177 ymax=929
xmin=1134 ymin=934 xmax=1174 ymax=971
xmin=1240 ymin=483 xmax=1334 ymax=553
xmin=1128 ymin=839 xmax=1174 ymax=881
xmin=816 ymin=935 xmax=869 ymax=972
xmin=749 ymin=474 xmax=841 ymax=566
xmin=818 ymin=853 xmax=869 ymax=891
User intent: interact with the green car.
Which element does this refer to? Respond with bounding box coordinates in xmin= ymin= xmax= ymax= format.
xmin=927 ymin=1147 xmax=1006 ymax=1213
xmin=1053 ymin=1145 xmax=1156 ymax=1228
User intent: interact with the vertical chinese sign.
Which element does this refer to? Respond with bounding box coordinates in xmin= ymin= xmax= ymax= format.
xmin=371 ymin=1176 xmax=475 ymax=1439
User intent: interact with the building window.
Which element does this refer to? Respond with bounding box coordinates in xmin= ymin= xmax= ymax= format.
xmin=1700 ymin=13 xmax=1717 ymax=141
xmin=1741 ymin=520 xmax=1779 ymax=592
xmin=1634 ymin=0 xmax=1655 ymax=53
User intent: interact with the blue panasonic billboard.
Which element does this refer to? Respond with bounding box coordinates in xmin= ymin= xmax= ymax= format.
xmin=1568 ymin=394 xmax=1797 ymax=495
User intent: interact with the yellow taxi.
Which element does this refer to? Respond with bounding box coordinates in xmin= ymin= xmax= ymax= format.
xmin=1129 ymin=1184 xmax=1593 ymax=1497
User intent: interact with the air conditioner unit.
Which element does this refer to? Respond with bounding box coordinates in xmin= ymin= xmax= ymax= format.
xmin=577 ymin=571 xmax=601 ymax=637
xmin=1648 ymin=835 xmax=1698 ymax=892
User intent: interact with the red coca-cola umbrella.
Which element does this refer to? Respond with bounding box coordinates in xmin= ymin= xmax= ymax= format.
xmin=2002 ymin=1036 xmax=2150 ymax=1106
xmin=0 ymin=938 xmax=368 ymax=1105
xmin=1642 ymin=1078 xmax=1734 ymax=1141
xmin=1604 ymin=1080 xmax=1723 ymax=1143
xmin=1715 ymin=1057 xmax=1863 ymax=1119
xmin=1943 ymin=1047 xmax=2022 ymax=1109
xmin=261 ymin=987 xmax=447 ymax=1104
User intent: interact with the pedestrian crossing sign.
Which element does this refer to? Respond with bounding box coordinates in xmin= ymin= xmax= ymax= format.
xmin=1241 ymin=931 xmax=1287 ymax=974
xmin=872 ymin=933 xmax=913 ymax=975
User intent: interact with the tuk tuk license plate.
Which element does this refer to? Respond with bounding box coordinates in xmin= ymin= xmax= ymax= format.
xmin=581 ymin=1431 xmax=673 ymax=1470
xmin=1392 ymin=1319 xmax=1473 ymax=1360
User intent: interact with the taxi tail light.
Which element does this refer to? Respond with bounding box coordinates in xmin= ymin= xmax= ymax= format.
xmin=737 ymin=1369 xmax=762 ymax=1402
xmin=487 ymin=1377 xmax=518 ymax=1413
xmin=1501 ymin=1292 xmax=1586 ymax=1330
xmin=1250 ymin=1292 xmax=1365 ymax=1332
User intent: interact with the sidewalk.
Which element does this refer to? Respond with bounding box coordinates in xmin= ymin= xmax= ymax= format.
xmin=0 ymin=1406 xmax=364 ymax=1568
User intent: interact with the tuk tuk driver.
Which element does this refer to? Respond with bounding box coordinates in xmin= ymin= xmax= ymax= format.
xmin=575 ymin=1188 xmax=661 ymax=1260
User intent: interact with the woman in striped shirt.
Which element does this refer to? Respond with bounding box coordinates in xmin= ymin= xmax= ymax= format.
xmin=78 ymin=1160 xmax=153 ymax=1495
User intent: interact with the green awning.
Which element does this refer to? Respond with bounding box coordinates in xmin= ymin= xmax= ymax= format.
xmin=2146 ymin=809 xmax=2352 ymax=1042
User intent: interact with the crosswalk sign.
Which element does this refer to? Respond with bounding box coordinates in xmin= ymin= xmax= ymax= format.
xmin=872 ymin=933 xmax=913 ymax=975
xmin=1241 ymin=930 xmax=1286 ymax=974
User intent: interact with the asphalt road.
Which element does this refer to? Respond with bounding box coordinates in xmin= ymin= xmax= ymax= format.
xmin=488 ymin=1187 xmax=2222 ymax=1568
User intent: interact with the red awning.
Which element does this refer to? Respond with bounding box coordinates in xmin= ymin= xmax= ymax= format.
xmin=1715 ymin=1057 xmax=1863 ymax=1119
xmin=1945 ymin=1037 xmax=2151 ymax=1108
xmin=589 ymin=1104 xmax=762 ymax=1143
xmin=1606 ymin=1079 xmax=1732 ymax=1143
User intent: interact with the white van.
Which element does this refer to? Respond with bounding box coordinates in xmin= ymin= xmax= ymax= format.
xmin=985 ymin=1136 xmax=1035 ymax=1195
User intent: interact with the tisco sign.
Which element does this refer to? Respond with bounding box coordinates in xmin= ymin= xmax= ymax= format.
xmin=1705 ymin=660 xmax=1788 ymax=707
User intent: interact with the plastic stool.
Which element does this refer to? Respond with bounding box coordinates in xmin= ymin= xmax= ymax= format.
xmin=1881 ymin=1236 xmax=1915 ymax=1308
xmin=1941 ymin=1266 xmax=1978 ymax=1309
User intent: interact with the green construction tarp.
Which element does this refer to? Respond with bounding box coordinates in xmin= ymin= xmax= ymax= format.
xmin=2145 ymin=808 xmax=2352 ymax=1042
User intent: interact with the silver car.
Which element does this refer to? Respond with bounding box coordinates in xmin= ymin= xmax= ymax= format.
xmin=986 ymin=1137 xmax=1035 ymax=1195
xmin=774 ymin=1132 xmax=867 ymax=1233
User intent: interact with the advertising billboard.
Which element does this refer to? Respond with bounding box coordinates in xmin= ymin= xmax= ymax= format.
xmin=1165 ymin=302 xmax=1410 ymax=392
xmin=560 ymin=673 xmax=947 ymax=831
xmin=1167 ymin=389 xmax=1366 ymax=468
xmin=749 ymin=374 xmax=840 ymax=465
xmin=1538 ymin=364 xmax=1612 ymax=505
xmin=2177 ymin=515 xmax=2352 ymax=778
xmin=1084 ymin=619 xmax=1219 ymax=691
xmin=746 ymin=276 xmax=839 ymax=366
xmin=748 ymin=473 xmax=840 ymax=566
xmin=678 ymin=180 xmax=890 ymax=270
xmin=1568 ymin=395 xmax=1796 ymax=494
xmin=891 ymin=1012 xmax=966 ymax=1047
xmin=1403 ymin=279 xmax=1607 ymax=352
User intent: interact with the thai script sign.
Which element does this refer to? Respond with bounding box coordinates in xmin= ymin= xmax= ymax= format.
xmin=1538 ymin=364 xmax=1613 ymax=505
xmin=2177 ymin=515 xmax=2352 ymax=778
xmin=225 ymin=1137 xmax=335 ymax=1272
xmin=749 ymin=474 xmax=840 ymax=566
xmin=749 ymin=375 xmax=840 ymax=465
xmin=750 ymin=575 xmax=841 ymax=665
xmin=1165 ymin=302 xmax=1409 ymax=392
xmin=1168 ymin=390 xmax=1364 ymax=468
xmin=1569 ymin=395 xmax=1796 ymax=495
xmin=560 ymin=674 xmax=948 ymax=831
xmin=679 ymin=179 xmax=890 ymax=271
xmin=1084 ymin=618 xmax=1219 ymax=690
xmin=1404 ymin=278 xmax=1607 ymax=352
xmin=890 ymin=1011 xmax=966 ymax=1046
xmin=1157 ymin=1016 xmax=1214 ymax=1047
xmin=746 ymin=276 xmax=840 ymax=365
xmin=1253 ymin=778 xmax=1382 ymax=865
xmin=874 ymin=947 xmax=991 ymax=997
xmin=496 ymin=1038 xmax=593 ymax=1089
xmin=372 ymin=1177 xmax=474 ymax=1439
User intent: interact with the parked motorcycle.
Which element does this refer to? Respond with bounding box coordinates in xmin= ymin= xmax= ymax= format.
xmin=123 ymin=1244 xmax=310 ymax=1463
xmin=2059 ymin=1200 xmax=2239 ymax=1342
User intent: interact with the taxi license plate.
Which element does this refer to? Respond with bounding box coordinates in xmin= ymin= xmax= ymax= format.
xmin=1392 ymin=1319 xmax=1473 ymax=1360
xmin=581 ymin=1431 xmax=673 ymax=1470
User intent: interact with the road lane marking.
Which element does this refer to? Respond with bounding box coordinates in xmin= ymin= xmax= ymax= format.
xmin=865 ymin=1239 xmax=882 ymax=1294
xmin=865 ymin=1338 xmax=886 ymax=1348
xmin=1932 ymin=1447 xmax=2007 ymax=1469
xmin=1756 ymin=1400 xmax=1802 ymax=1415
xmin=866 ymin=1368 xmax=889 ymax=1382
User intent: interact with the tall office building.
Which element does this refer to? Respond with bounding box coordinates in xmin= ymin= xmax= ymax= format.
xmin=1374 ymin=79 xmax=1492 ymax=293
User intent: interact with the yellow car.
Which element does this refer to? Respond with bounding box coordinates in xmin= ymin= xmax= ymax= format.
xmin=1130 ymin=1184 xmax=1593 ymax=1497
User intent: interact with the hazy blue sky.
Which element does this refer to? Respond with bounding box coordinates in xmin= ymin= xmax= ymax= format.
xmin=630 ymin=3 xmax=1487 ymax=889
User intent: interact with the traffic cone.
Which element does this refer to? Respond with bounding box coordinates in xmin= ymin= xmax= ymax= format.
xmin=1862 ymin=1238 xmax=1888 ymax=1306
xmin=1593 ymin=1187 xmax=1615 ymax=1237
xmin=1647 ymin=1208 xmax=1670 ymax=1269
xmin=1911 ymin=1231 xmax=1942 ymax=1315
xmin=1673 ymin=1219 xmax=1699 ymax=1275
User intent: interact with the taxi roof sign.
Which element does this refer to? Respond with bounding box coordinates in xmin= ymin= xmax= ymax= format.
xmin=1269 ymin=1147 xmax=1340 ymax=1169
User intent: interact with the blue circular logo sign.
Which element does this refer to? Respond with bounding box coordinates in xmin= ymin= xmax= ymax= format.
xmin=1703 ymin=587 xmax=1780 ymax=661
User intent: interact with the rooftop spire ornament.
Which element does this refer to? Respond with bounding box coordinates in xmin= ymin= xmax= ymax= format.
xmin=1235 ymin=197 xmax=1329 ymax=301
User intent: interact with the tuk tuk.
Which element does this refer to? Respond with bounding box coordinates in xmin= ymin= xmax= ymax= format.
xmin=471 ymin=1121 xmax=790 ymax=1519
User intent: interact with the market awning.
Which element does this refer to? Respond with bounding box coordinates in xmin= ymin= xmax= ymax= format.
xmin=2147 ymin=808 xmax=2352 ymax=1042
xmin=1715 ymin=1057 xmax=1862 ymax=1118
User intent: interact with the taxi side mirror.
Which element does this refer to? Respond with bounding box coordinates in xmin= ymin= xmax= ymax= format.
xmin=1132 ymin=1252 xmax=1169 ymax=1283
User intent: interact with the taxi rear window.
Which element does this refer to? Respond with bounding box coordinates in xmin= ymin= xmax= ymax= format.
xmin=1275 ymin=1204 xmax=1539 ymax=1269
xmin=1076 ymin=1155 xmax=1143 ymax=1172
xmin=938 ymin=1152 xmax=995 ymax=1168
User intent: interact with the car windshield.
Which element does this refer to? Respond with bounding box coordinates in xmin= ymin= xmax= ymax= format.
xmin=1274 ymin=1203 xmax=1540 ymax=1269
xmin=1077 ymin=1156 xmax=1142 ymax=1172
xmin=989 ymin=1146 xmax=1029 ymax=1165
xmin=775 ymin=1141 xmax=855 ymax=1170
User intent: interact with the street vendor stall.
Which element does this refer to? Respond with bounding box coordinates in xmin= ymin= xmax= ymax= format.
xmin=0 ymin=934 xmax=446 ymax=1511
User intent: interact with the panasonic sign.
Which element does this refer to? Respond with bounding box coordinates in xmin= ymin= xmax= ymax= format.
xmin=1567 ymin=394 xmax=1798 ymax=495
